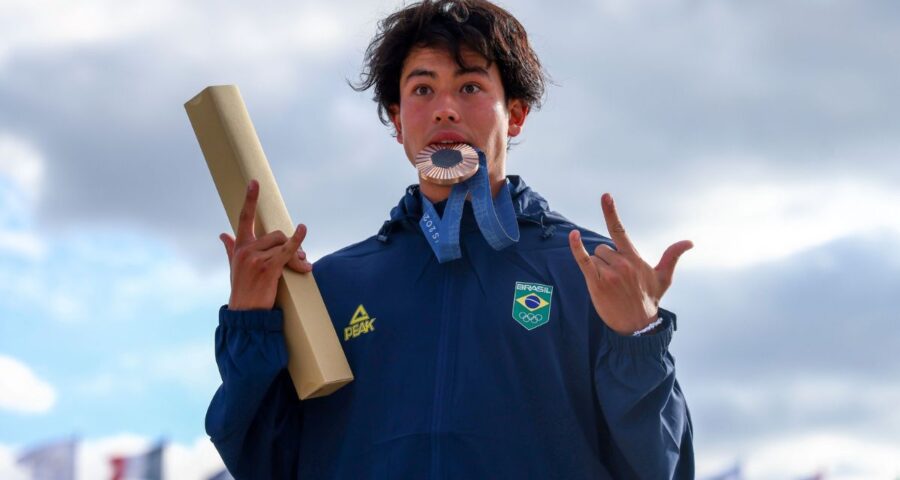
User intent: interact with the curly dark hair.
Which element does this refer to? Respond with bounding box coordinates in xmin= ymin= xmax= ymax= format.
xmin=351 ymin=0 xmax=547 ymax=129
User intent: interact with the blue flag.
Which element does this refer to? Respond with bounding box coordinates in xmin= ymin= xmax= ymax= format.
xmin=17 ymin=437 xmax=77 ymax=480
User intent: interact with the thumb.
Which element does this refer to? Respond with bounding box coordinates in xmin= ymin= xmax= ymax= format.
xmin=286 ymin=251 xmax=313 ymax=274
xmin=655 ymin=240 xmax=693 ymax=287
xmin=283 ymin=225 xmax=312 ymax=274
xmin=219 ymin=233 xmax=235 ymax=264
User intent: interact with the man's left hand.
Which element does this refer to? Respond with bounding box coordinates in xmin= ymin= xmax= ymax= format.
xmin=568 ymin=193 xmax=693 ymax=335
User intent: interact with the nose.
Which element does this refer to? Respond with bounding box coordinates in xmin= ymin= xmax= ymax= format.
xmin=433 ymin=108 xmax=459 ymax=123
xmin=433 ymin=96 xmax=460 ymax=124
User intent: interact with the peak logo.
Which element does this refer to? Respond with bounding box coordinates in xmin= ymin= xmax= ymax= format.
xmin=344 ymin=305 xmax=376 ymax=341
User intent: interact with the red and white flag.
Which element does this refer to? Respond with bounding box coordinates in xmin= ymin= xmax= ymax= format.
xmin=109 ymin=442 xmax=164 ymax=480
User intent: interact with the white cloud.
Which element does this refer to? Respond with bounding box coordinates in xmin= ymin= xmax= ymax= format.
xmin=698 ymin=432 xmax=900 ymax=480
xmin=692 ymin=377 xmax=900 ymax=426
xmin=742 ymin=433 xmax=900 ymax=480
xmin=0 ymin=444 xmax=28 ymax=480
xmin=0 ymin=0 xmax=386 ymax=97
xmin=690 ymin=374 xmax=900 ymax=478
xmin=647 ymin=176 xmax=900 ymax=269
xmin=0 ymin=231 xmax=45 ymax=259
xmin=0 ymin=132 xmax=46 ymax=260
xmin=0 ymin=133 xmax=44 ymax=198
xmin=0 ymin=355 xmax=56 ymax=414
xmin=0 ymin=0 xmax=179 ymax=56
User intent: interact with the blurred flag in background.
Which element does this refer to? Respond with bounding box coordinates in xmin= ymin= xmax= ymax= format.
xmin=109 ymin=442 xmax=164 ymax=480
xmin=16 ymin=437 xmax=76 ymax=480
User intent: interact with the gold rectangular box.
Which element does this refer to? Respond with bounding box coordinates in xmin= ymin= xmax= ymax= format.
xmin=185 ymin=85 xmax=353 ymax=399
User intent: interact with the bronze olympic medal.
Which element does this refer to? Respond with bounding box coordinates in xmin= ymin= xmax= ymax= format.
xmin=415 ymin=143 xmax=479 ymax=185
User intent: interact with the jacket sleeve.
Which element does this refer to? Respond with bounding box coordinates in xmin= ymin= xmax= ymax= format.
xmin=593 ymin=309 xmax=695 ymax=480
xmin=205 ymin=306 xmax=303 ymax=479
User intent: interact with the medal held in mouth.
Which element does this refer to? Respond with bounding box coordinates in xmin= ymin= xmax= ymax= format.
xmin=415 ymin=143 xmax=480 ymax=184
xmin=416 ymin=143 xmax=520 ymax=263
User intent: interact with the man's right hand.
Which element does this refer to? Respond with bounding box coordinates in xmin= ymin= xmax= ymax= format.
xmin=220 ymin=179 xmax=313 ymax=311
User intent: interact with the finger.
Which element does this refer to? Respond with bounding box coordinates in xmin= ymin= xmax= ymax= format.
xmin=219 ymin=233 xmax=235 ymax=264
xmin=568 ymin=229 xmax=597 ymax=278
xmin=235 ymin=180 xmax=260 ymax=246
xmin=601 ymin=193 xmax=638 ymax=256
xmin=253 ymin=230 xmax=290 ymax=252
xmin=283 ymin=225 xmax=313 ymax=273
xmin=655 ymin=240 xmax=694 ymax=287
xmin=278 ymin=224 xmax=308 ymax=263
xmin=592 ymin=243 xmax=619 ymax=267
xmin=286 ymin=251 xmax=313 ymax=273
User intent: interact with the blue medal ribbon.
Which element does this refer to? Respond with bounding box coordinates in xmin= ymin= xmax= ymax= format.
xmin=418 ymin=149 xmax=520 ymax=263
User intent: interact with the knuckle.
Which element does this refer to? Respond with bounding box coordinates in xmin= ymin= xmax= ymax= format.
xmin=248 ymin=255 xmax=264 ymax=269
xmin=234 ymin=248 xmax=250 ymax=262
xmin=602 ymin=269 xmax=620 ymax=283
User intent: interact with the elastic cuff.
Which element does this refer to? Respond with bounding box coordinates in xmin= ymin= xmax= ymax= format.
xmin=218 ymin=305 xmax=284 ymax=331
xmin=601 ymin=309 xmax=676 ymax=356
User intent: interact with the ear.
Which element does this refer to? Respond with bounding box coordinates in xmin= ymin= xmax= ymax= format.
xmin=389 ymin=104 xmax=403 ymax=144
xmin=506 ymin=99 xmax=529 ymax=138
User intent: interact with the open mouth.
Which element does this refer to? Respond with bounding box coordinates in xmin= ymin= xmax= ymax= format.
xmin=427 ymin=131 xmax=469 ymax=146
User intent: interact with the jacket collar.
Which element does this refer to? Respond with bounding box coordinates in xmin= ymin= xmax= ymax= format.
xmin=376 ymin=176 xmax=569 ymax=242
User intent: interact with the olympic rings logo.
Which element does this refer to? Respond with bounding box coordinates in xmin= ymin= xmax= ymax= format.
xmin=518 ymin=312 xmax=544 ymax=323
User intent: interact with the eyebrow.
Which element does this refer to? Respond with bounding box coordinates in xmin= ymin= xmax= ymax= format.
xmin=403 ymin=65 xmax=489 ymax=84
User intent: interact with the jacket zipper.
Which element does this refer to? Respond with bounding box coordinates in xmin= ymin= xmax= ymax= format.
xmin=431 ymin=265 xmax=453 ymax=480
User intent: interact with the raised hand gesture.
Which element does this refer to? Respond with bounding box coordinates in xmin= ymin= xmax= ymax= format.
xmin=568 ymin=193 xmax=693 ymax=335
xmin=219 ymin=180 xmax=312 ymax=311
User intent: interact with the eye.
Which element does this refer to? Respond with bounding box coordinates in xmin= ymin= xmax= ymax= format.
xmin=413 ymin=85 xmax=432 ymax=96
xmin=461 ymin=83 xmax=481 ymax=94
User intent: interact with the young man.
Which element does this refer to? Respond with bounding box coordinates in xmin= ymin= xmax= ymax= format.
xmin=209 ymin=1 xmax=695 ymax=478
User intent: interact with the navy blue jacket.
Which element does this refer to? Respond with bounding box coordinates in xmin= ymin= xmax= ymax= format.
xmin=207 ymin=177 xmax=694 ymax=479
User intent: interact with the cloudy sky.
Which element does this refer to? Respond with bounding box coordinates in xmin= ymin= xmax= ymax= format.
xmin=1 ymin=0 xmax=898 ymax=478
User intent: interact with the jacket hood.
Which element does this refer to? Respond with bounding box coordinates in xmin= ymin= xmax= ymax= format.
xmin=376 ymin=176 xmax=570 ymax=242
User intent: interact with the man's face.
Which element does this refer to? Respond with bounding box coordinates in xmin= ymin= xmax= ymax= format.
xmin=390 ymin=46 xmax=528 ymax=183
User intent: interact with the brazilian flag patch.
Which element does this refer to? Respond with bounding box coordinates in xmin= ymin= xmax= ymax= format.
xmin=512 ymin=281 xmax=553 ymax=330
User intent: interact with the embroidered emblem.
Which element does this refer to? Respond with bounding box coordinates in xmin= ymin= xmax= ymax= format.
xmin=344 ymin=304 xmax=376 ymax=341
xmin=512 ymin=282 xmax=553 ymax=330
